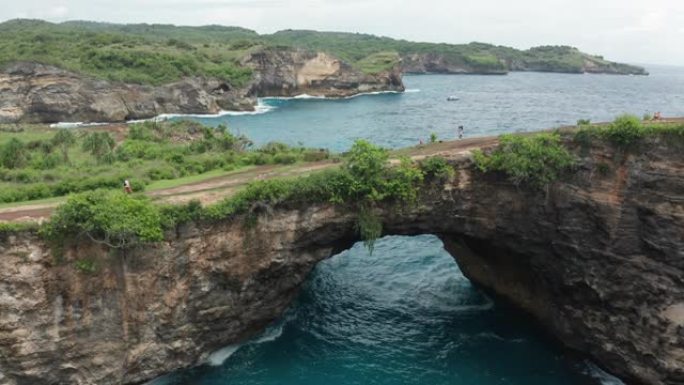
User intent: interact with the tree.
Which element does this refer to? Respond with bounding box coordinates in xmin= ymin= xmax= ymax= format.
xmin=51 ymin=129 xmax=76 ymax=163
xmin=82 ymin=132 xmax=115 ymax=163
xmin=0 ymin=138 xmax=27 ymax=169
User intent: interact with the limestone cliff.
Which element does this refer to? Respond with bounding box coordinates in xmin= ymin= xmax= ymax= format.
xmin=242 ymin=48 xmax=404 ymax=97
xmin=0 ymin=137 xmax=682 ymax=385
xmin=0 ymin=49 xmax=404 ymax=124
xmin=0 ymin=62 xmax=255 ymax=124
xmin=401 ymin=53 xmax=508 ymax=75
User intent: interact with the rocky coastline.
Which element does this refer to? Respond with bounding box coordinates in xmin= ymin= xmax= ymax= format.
xmin=0 ymin=136 xmax=681 ymax=385
xmin=0 ymin=48 xmax=405 ymax=125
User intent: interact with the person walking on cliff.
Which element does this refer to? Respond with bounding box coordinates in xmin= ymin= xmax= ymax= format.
xmin=458 ymin=125 xmax=464 ymax=140
xmin=123 ymin=179 xmax=133 ymax=194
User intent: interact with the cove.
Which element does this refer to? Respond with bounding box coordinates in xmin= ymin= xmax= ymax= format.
xmin=153 ymin=235 xmax=622 ymax=385
xmin=188 ymin=66 xmax=684 ymax=151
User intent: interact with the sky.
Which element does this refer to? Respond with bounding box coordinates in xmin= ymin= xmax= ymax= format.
xmin=2 ymin=0 xmax=683 ymax=66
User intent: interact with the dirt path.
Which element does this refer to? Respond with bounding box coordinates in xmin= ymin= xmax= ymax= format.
xmin=0 ymin=137 xmax=498 ymax=223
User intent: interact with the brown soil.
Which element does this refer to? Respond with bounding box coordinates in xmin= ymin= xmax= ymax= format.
xmin=0 ymin=135 xmax=499 ymax=223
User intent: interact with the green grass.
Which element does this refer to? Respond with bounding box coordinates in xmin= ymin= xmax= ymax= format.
xmin=0 ymin=19 xmax=645 ymax=85
xmin=146 ymin=166 xmax=256 ymax=191
xmin=0 ymin=120 xmax=332 ymax=205
xmin=0 ymin=195 xmax=64 ymax=209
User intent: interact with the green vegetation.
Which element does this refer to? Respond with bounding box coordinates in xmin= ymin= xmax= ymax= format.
xmin=473 ymin=133 xmax=575 ymax=188
xmin=0 ymin=221 xmax=39 ymax=237
xmin=42 ymin=140 xmax=444 ymax=252
xmin=420 ymin=157 xmax=455 ymax=180
xmin=42 ymin=191 xmax=164 ymax=248
xmin=0 ymin=19 xmax=253 ymax=85
xmin=0 ymin=19 xmax=645 ymax=85
xmin=74 ymin=259 xmax=98 ymax=273
xmin=0 ymin=120 xmax=330 ymax=204
xmin=574 ymin=115 xmax=684 ymax=149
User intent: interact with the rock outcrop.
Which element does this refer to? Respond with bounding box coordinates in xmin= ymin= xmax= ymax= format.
xmin=0 ymin=62 xmax=255 ymax=124
xmin=401 ymin=53 xmax=508 ymax=75
xmin=0 ymin=51 xmax=405 ymax=124
xmin=242 ymin=48 xmax=404 ymax=97
xmin=0 ymin=137 xmax=682 ymax=385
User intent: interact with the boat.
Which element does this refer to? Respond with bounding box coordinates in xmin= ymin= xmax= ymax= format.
xmin=446 ymin=96 xmax=459 ymax=101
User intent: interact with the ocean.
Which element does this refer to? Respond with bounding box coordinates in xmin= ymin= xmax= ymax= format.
xmin=155 ymin=66 xmax=684 ymax=385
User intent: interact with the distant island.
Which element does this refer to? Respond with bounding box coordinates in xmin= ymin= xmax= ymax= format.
xmin=0 ymin=19 xmax=648 ymax=123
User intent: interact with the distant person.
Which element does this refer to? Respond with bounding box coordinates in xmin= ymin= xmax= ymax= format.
xmin=123 ymin=179 xmax=132 ymax=194
xmin=458 ymin=125 xmax=464 ymax=140
xmin=654 ymin=111 xmax=662 ymax=120
xmin=419 ymin=138 xmax=424 ymax=145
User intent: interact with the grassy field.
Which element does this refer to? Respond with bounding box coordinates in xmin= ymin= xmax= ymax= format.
xmin=0 ymin=120 xmax=331 ymax=206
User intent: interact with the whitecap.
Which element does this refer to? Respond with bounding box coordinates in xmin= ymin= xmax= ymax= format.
xmin=404 ymin=89 xmax=421 ymax=93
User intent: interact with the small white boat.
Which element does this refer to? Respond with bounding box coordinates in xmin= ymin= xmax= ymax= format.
xmin=446 ymin=96 xmax=459 ymax=101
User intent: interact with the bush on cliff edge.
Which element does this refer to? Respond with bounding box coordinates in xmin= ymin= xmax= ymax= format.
xmin=473 ymin=133 xmax=575 ymax=188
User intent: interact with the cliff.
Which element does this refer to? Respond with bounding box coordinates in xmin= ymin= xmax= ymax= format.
xmin=241 ymin=47 xmax=404 ymax=97
xmin=0 ymin=52 xmax=403 ymax=124
xmin=0 ymin=136 xmax=682 ymax=385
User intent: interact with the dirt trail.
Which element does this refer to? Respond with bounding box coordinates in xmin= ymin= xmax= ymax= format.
xmin=0 ymin=136 xmax=498 ymax=223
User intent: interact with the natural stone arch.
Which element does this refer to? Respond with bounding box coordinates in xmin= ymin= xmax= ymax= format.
xmin=1 ymin=139 xmax=682 ymax=385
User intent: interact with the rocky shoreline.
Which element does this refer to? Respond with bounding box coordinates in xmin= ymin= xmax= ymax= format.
xmin=0 ymin=47 xmax=405 ymax=125
xmin=0 ymin=44 xmax=646 ymax=124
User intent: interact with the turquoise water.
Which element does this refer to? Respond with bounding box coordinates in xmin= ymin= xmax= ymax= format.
xmin=154 ymin=236 xmax=621 ymax=385
xmin=189 ymin=65 xmax=684 ymax=151
xmin=154 ymin=69 xmax=684 ymax=384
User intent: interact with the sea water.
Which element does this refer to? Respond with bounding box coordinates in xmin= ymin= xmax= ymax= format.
xmin=153 ymin=236 xmax=622 ymax=385
xmin=188 ymin=65 xmax=684 ymax=151
xmin=155 ymin=67 xmax=684 ymax=384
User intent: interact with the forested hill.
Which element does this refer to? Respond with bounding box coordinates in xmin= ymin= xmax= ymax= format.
xmin=0 ymin=19 xmax=647 ymax=86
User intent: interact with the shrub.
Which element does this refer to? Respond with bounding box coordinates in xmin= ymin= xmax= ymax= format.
xmin=473 ymin=133 xmax=575 ymax=188
xmin=420 ymin=156 xmax=455 ymax=180
xmin=576 ymin=119 xmax=591 ymax=126
xmin=302 ymin=149 xmax=329 ymax=162
xmin=273 ymin=153 xmax=298 ymax=165
xmin=82 ymin=132 xmax=116 ymax=163
xmin=0 ymin=138 xmax=27 ymax=169
xmin=603 ymin=114 xmax=644 ymax=147
xmin=43 ymin=190 xmax=164 ymax=248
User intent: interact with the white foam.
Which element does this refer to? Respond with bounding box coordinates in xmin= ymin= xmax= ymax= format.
xmin=294 ymin=93 xmax=327 ymax=99
xmin=49 ymin=121 xmax=110 ymax=129
xmin=404 ymin=88 xmax=421 ymax=93
xmin=48 ymin=101 xmax=277 ymax=128
xmin=584 ymin=362 xmax=626 ymax=385
xmin=254 ymin=323 xmax=285 ymax=344
xmin=204 ymin=321 xmax=287 ymax=367
xmin=343 ymin=90 xmax=402 ymax=99
xmin=206 ymin=344 xmax=241 ymax=366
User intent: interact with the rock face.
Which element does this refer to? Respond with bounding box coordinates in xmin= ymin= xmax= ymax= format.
xmin=0 ymin=51 xmax=405 ymax=124
xmin=401 ymin=52 xmax=648 ymax=75
xmin=401 ymin=53 xmax=508 ymax=75
xmin=242 ymin=48 xmax=404 ymax=97
xmin=0 ymin=137 xmax=682 ymax=385
xmin=0 ymin=62 xmax=255 ymax=124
